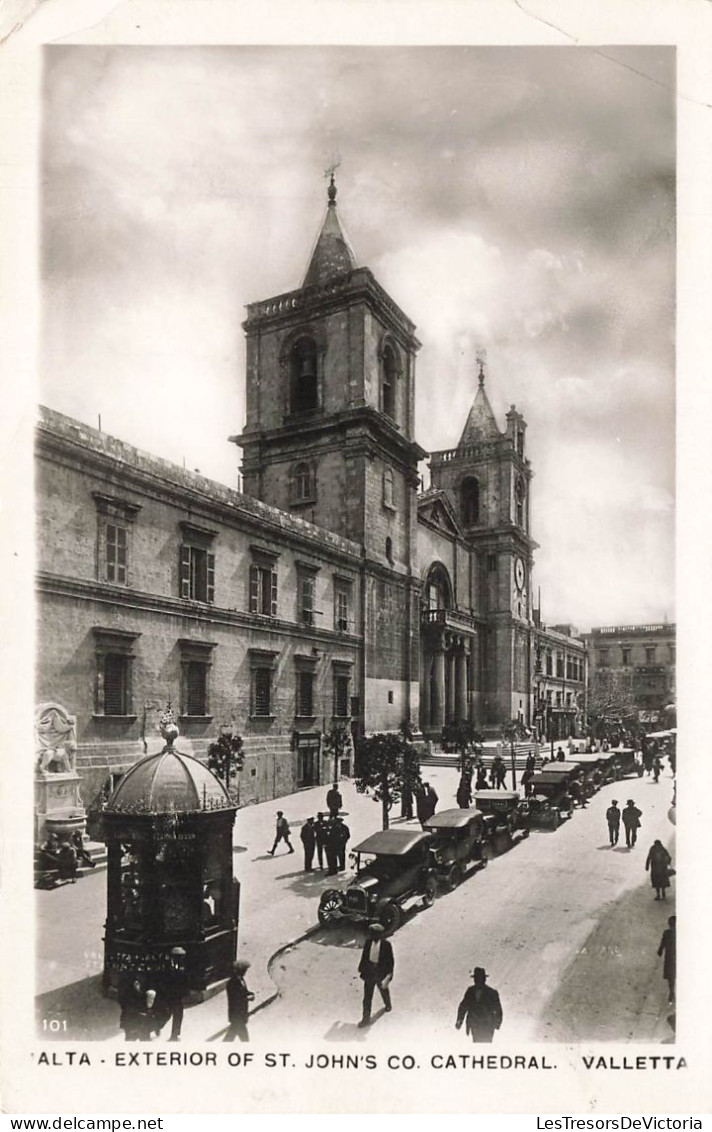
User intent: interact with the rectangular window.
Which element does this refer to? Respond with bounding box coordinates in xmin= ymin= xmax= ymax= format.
xmin=622 ymin=647 xmax=631 ymax=665
xmin=598 ymin=649 xmax=609 ymax=667
xmin=180 ymin=545 xmax=215 ymax=603
xmin=556 ymin=656 xmax=564 ymax=679
xmin=103 ymin=654 xmax=129 ymax=715
xmin=298 ymin=574 xmax=315 ymax=626
xmin=296 ymin=670 xmax=315 ymax=717
xmin=106 ymin=524 xmax=128 ymax=584
xmin=252 ymin=668 xmax=272 ymax=716
xmin=334 ymin=582 xmax=351 ymax=632
xmin=646 ymin=646 xmax=656 ymax=663
xmin=334 ymin=674 xmax=350 ymax=718
xmin=487 ymin=554 xmax=497 ymax=572
xmin=178 ymin=638 xmax=215 ymax=719
xmin=93 ymin=627 xmax=139 ymax=717
xmin=249 ymin=564 xmax=278 ymax=616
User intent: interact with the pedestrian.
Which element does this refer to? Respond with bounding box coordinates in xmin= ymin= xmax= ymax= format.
xmin=606 ymin=800 xmax=621 ymax=846
xmin=657 ymin=916 xmax=676 ymax=1004
xmin=118 ymin=975 xmax=147 ymax=1041
xmin=556 ymin=747 xmax=566 ymax=762
xmin=455 ymin=967 xmax=503 ymax=1043
xmin=424 ymin=782 xmax=438 ymax=820
xmin=325 ymin=818 xmax=340 ymax=876
xmin=314 ymin=813 xmax=328 ymax=869
xmin=326 ymin=782 xmax=343 ymax=819
xmin=300 ymin=816 xmax=316 ymax=871
xmin=164 ymin=946 xmax=188 ymax=1041
xmin=456 ymin=774 xmax=472 ymax=809
xmin=71 ymin=830 xmax=96 ymax=869
xmin=646 ymin=839 xmax=673 ymax=900
xmin=496 ymin=759 xmax=507 ymax=790
xmin=475 ymin=765 xmax=488 ymax=791
xmin=652 ymin=755 xmax=662 ymax=784
xmin=331 ymin=815 xmax=351 ymax=871
xmin=357 ymin=923 xmax=394 ymax=1028
xmin=525 ymin=752 xmax=536 ymax=775
xmin=622 ymin=800 xmax=642 ymax=848
xmin=520 ymin=768 xmax=534 ymax=798
xmin=416 ymin=782 xmax=433 ymax=826
xmin=119 ymin=978 xmax=167 ymax=1042
xmin=224 ymin=960 xmax=254 ymax=1041
xmin=269 ymin=811 xmax=294 ymax=856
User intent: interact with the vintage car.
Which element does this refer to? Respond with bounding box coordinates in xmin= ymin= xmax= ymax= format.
xmin=423 ymin=808 xmax=489 ymax=889
xmin=472 ymin=790 xmax=530 ymax=845
xmin=565 ymin=752 xmax=606 ymax=796
xmin=317 ymin=829 xmax=436 ymax=934
xmin=525 ymin=766 xmax=578 ymax=828
xmin=609 ymin=747 xmax=643 ymax=779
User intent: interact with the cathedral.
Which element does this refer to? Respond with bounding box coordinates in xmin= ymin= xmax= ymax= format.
xmin=36 ymin=178 xmax=585 ymax=807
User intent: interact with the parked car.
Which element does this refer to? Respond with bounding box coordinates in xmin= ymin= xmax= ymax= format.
xmin=423 ymin=808 xmax=489 ymax=889
xmin=472 ymin=790 xmax=530 ymax=844
xmin=566 ymin=752 xmax=606 ymax=796
xmin=317 ymin=829 xmax=436 ymax=934
xmin=610 ymin=747 xmax=643 ymax=779
xmin=525 ymin=766 xmax=578 ymax=828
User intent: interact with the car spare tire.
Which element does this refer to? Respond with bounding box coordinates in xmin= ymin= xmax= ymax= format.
xmin=318 ymin=890 xmax=343 ymax=926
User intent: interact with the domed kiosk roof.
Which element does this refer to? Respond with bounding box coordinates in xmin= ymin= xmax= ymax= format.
xmin=106 ymin=748 xmax=232 ymax=814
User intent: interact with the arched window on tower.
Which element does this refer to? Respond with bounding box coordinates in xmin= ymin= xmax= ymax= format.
xmin=290 ymin=337 xmax=319 ymax=414
xmin=424 ymin=563 xmax=453 ymax=613
xmin=515 ymin=477 xmax=525 ymax=527
xmin=381 ymin=344 xmax=398 ymax=421
xmin=460 ymin=477 xmax=480 ymax=526
xmin=291 ymin=461 xmax=316 ymax=505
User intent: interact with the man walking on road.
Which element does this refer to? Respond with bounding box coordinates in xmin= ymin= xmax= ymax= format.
xmin=269 ymin=811 xmax=294 ymax=856
xmin=326 ymin=782 xmax=342 ymax=818
xmin=358 ymin=923 xmax=394 ymax=1027
xmin=300 ymin=816 xmax=316 ymax=871
xmin=622 ymin=800 xmax=642 ymax=848
xmin=657 ymin=916 xmax=676 ymax=1004
xmin=606 ymin=800 xmax=621 ymax=846
xmin=456 ymin=967 xmax=503 ymax=1043
xmin=224 ymin=960 xmax=254 ymax=1042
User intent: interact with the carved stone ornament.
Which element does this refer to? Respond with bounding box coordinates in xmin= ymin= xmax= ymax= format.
xmin=35 ymin=702 xmax=77 ymax=775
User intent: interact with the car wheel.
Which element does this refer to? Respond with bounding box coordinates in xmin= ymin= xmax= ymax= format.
xmin=380 ymin=902 xmax=402 ymax=934
xmin=318 ymin=891 xmax=342 ymax=926
xmin=550 ymin=809 xmax=561 ymax=830
xmin=447 ymin=864 xmax=464 ymax=890
xmin=422 ymin=877 xmax=437 ymax=907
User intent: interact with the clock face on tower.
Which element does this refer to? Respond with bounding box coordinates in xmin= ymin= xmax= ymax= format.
xmin=515 ymin=556 xmax=526 ymax=592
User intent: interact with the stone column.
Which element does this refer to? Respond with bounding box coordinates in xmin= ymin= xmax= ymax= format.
xmin=455 ymin=645 xmax=468 ymax=722
xmin=431 ymin=649 xmax=445 ymax=730
xmin=445 ymin=648 xmax=456 ymax=724
xmin=421 ymin=649 xmax=431 ymax=729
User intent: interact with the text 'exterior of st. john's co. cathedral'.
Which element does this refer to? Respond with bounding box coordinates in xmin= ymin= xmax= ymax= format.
xmin=36 ymin=178 xmax=586 ymax=806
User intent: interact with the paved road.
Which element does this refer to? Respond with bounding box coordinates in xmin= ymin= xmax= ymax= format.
xmin=35 ymin=763 xmax=675 ymax=1044
xmin=251 ymin=769 xmax=676 ymax=1046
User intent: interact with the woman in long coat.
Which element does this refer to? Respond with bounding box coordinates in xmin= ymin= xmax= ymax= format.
xmin=645 ymin=839 xmax=672 ymax=900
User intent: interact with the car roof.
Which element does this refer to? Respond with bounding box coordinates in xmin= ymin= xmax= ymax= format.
xmin=571 ymin=753 xmax=604 ymax=763
xmin=424 ymin=808 xmax=483 ymax=830
xmin=353 ymin=830 xmax=432 ymax=855
xmin=473 ymin=790 xmax=520 ymax=801
xmin=550 ymin=761 xmax=581 ymax=772
xmin=532 ymin=769 xmax=575 ymax=784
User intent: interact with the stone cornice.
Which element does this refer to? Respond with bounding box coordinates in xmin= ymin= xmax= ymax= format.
xmin=36 ymin=571 xmax=363 ymax=647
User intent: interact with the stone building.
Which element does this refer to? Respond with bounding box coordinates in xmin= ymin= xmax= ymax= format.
xmin=36 ymin=177 xmax=584 ymax=805
xmin=531 ymin=621 xmax=587 ymax=742
xmin=581 ymin=623 xmax=676 ymax=729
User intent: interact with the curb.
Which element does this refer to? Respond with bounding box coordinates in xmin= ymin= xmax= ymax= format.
xmin=250 ymin=922 xmax=323 ymax=1016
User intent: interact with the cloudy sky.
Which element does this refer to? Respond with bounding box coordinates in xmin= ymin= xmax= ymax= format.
xmin=41 ymin=45 xmax=675 ymax=631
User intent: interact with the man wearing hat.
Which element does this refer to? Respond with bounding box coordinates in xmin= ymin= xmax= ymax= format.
xmin=164 ymin=946 xmax=188 ymax=1041
xmin=224 ymin=959 xmax=254 ymax=1042
xmin=456 ymin=967 xmax=503 ymax=1043
xmin=358 ymin=923 xmax=395 ymax=1028
xmin=622 ymin=799 xmax=642 ymax=848
xmin=605 ymin=800 xmax=621 ymax=846
xmin=269 ymin=811 xmax=294 ymax=856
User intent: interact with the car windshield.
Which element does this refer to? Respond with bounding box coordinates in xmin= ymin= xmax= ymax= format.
xmin=357 ymin=854 xmax=400 ymax=879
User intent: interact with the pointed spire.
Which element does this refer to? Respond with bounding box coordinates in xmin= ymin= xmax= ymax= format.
xmin=458 ymin=355 xmax=501 ymax=448
xmin=302 ymin=174 xmax=358 ymax=288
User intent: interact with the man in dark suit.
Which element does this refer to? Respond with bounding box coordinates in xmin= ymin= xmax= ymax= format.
xmin=358 ymin=923 xmax=394 ymax=1027
xmin=456 ymin=967 xmax=503 ymax=1043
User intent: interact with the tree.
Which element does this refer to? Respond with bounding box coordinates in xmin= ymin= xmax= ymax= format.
xmin=354 ymin=731 xmax=422 ymax=830
xmin=322 ymin=722 xmax=351 ymax=784
xmin=587 ymin=671 xmax=637 ymax=737
xmin=207 ymin=731 xmax=244 ymax=801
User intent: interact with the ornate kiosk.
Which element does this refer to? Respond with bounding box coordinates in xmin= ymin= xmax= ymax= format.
xmin=96 ymin=713 xmax=239 ymax=1001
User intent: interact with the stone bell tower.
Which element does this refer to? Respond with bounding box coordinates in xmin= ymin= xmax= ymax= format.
xmin=234 ymin=176 xmax=426 ymax=730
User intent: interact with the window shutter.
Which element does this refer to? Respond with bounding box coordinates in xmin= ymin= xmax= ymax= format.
xmin=270 ymin=569 xmax=278 ymax=617
xmin=180 ymin=545 xmax=191 ymax=598
xmin=206 ymin=553 xmax=215 ymax=604
xmin=249 ymin=565 xmax=259 ymax=613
